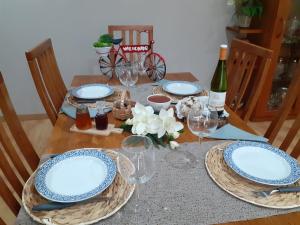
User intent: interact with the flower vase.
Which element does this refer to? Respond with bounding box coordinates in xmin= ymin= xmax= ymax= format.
xmin=237 ymin=15 xmax=252 ymax=28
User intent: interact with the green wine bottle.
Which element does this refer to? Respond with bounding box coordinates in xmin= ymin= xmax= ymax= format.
xmin=208 ymin=44 xmax=228 ymax=114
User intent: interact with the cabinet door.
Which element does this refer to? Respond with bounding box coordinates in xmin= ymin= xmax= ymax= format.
xmin=251 ymin=0 xmax=298 ymax=121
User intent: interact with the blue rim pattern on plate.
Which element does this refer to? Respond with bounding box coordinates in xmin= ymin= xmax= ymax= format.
xmin=162 ymin=81 xmax=202 ymax=96
xmin=35 ymin=149 xmax=116 ymax=202
xmin=224 ymin=141 xmax=300 ymax=186
xmin=71 ymin=84 xmax=114 ymax=99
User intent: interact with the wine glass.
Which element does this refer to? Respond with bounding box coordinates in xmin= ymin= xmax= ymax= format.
xmin=187 ymin=105 xmax=219 ymax=145
xmin=117 ymin=135 xmax=155 ymax=215
xmin=135 ymin=57 xmax=146 ymax=75
xmin=119 ymin=62 xmax=139 ymax=88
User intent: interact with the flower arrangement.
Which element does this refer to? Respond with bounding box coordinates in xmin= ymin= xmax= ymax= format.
xmin=121 ymin=103 xmax=184 ymax=149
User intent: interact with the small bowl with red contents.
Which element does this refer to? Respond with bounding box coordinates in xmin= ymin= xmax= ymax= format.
xmin=147 ymin=94 xmax=172 ymax=112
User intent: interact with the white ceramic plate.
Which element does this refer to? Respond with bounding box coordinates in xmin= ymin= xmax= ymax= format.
xmin=71 ymin=84 xmax=114 ymax=99
xmin=224 ymin=141 xmax=300 ymax=186
xmin=35 ymin=149 xmax=116 ymax=202
xmin=162 ymin=81 xmax=202 ymax=96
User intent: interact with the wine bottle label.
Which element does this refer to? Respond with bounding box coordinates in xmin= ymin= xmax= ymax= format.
xmin=208 ymin=91 xmax=226 ymax=111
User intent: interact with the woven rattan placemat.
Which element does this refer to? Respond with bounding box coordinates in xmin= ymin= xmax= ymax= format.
xmin=205 ymin=142 xmax=300 ymax=209
xmin=152 ymin=86 xmax=208 ymax=102
xmin=22 ymin=150 xmax=135 ymax=225
xmin=66 ymin=88 xmax=129 ymax=108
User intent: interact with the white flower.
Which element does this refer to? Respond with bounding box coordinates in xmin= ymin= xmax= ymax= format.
xmin=157 ymin=108 xmax=184 ymax=138
xmin=170 ymin=141 xmax=179 ymax=149
xmin=130 ymin=103 xmax=162 ymax=136
xmin=127 ymin=103 xmax=183 ymax=143
xmin=172 ymin=131 xmax=180 ymax=139
xmin=125 ymin=118 xmax=133 ymax=125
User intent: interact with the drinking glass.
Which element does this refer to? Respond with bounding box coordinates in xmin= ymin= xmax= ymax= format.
xmin=119 ymin=62 xmax=139 ymax=88
xmin=117 ymin=135 xmax=155 ymax=215
xmin=75 ymin=104 xmax=92 ymax=130
xmin=187 ymin=106 xmax=219 ymax=144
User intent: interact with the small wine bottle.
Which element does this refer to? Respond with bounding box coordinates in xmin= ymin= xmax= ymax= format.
xmin=208 ymin=44 xmax=228 ymax=115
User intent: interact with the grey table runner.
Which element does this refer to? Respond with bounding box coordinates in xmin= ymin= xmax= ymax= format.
xmin=16 ymin=141 xmax=300 ymax=225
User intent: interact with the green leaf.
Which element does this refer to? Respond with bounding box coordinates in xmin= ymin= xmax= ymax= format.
xmin=99 ymin=34 xmax=113 ymax=43
xmin=178 ymin=129 xmax=184 ymax=134
xmin=120 ymin=123 xmax=132 ymax=132
xmin=146 ymin=134 xmax=160 ymax=148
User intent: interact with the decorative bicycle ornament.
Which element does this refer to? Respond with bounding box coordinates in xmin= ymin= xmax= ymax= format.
xmin=97 ymin=32 xmax=166 ymax=82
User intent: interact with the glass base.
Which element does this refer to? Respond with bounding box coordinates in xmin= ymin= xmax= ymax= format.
xmin=164 ymin=149 xmax=197 ymax=170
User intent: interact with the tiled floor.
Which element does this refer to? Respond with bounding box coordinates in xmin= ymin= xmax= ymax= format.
xmin=1 ymin=118 xmax=299 ymax=225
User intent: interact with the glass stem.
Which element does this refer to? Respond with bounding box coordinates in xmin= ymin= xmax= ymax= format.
xmin=198 ymin=136 xmax=203 ymax=146
xmin=135 ymin=183 xmax=140 ymax=212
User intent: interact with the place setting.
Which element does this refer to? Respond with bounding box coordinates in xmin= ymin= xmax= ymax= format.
xmin=62 ymin=82 xmax=131 ymax=119
xmin=22 ymin=148 xmax=136 ymax=224
xmin=205 ymin=140 xmax=300 ymax=209
xmin=152 ymin=79 xmax=208 ymax=103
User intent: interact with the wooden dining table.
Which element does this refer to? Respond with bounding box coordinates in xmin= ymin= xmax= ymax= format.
xmin=44 ymin=72 xmax=300 ymax=225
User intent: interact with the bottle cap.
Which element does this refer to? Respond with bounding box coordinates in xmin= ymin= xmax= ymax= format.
xmin=219 ymin=44 xmax=228 ymax=60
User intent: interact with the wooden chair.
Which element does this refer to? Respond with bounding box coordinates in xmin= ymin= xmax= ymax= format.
xmin=25 ymin=38 xmax=67 ymax=125
xmin=108 ymin=25 xmax=154 ymax=72
xmin=108 ymin=25 xmax=153 ymax=46
xmin=0 ymin=72 xmax=39 ymax=221
xmin=226 ymin=39 xmax=273 ymax=122
xmin=265 ymin=62 xmax=300 ymax=158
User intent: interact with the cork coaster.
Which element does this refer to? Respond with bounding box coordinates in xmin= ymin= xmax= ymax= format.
xmin=22 ymin=150 xmax=135 ymax=225
xmin=152 ymin=86 xmax=208 ymax=103
xmin=205 ymin=142 xmax=300 ymax=209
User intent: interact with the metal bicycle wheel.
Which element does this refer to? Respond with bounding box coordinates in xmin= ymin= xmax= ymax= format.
xmin=99 ymin=53 xmax=125 ymax=79
xmin=144 ymin=52 xmax=166 ymax=81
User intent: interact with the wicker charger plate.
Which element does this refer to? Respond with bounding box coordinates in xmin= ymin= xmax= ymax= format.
xmin=205 ymin=142 xmax=300 ymax=209
xmin=22 ymin=149 xmax=135 ymax=225
xmin=152 ymin=86 xmax=208 ymax=103
xmin=66 ymin=88 xmax=130 ymax=108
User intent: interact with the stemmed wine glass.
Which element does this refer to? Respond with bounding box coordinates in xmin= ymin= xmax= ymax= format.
xmin=119 ymin=62 xmax=139 ymax=88
xmin=117 ymin=135 xmax=155 ymax=216
xmin=135 ymin=57 xmax=146 ymax=75
xmin=187 ymin=105 xmax=219 ymax=145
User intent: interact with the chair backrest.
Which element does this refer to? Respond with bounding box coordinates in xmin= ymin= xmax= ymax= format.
xmin=0 ymin=72 xmax=39 ymax=217
xmin=108 ymin=25 xmax=153 ymax=63
xmin=265 ymin=62 xmax=300 ymax=158
xmin=226 ymin=39 xmax=273 ymax=122
xmin=108 ymin=25 xmax=153 ymax=45
xmin=25 ymin=38 xmax=67 ymax=125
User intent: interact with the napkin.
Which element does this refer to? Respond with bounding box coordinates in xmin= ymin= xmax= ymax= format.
xmin=156 ymin=79 xmax=169 ymax=85
xmin=60 ymin=103 xmax=97 ymax=119
xmin=208 ymin=124 xmax=268 ymax=142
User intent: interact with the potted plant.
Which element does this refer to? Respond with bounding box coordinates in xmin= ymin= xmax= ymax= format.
xmin=234 ymin=0 xmax=263 ymax=28
xmin=93 ymin=34 xmax=113 ymax=55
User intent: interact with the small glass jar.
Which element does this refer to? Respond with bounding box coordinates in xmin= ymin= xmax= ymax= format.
xmin=95 ymin=108 xmax=108 ymax=130
xmin=75 ymin=105 xmax=92 ymax=130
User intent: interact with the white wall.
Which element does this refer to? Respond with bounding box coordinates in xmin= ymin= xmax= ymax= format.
xmin=0 ymin=0 xmax=234 ymax=114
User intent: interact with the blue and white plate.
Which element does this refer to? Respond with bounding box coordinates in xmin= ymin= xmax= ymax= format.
xmin=224 ymin=141 xmax=300 ymax=186
xmin=162 ymin=81 xmax=202 ymax=96
xmin=71 ymin=84 xmax=114 ymax=99
xmin=35 ymin=149 xmax=116 ymax=203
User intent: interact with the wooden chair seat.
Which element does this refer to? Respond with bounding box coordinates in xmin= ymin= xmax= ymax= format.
xmin=226 ymin=39 xmax=273 ymax=122
xmin=26 ymin=39 xmax=67 ymax=125
xmin=0 ymin=72 xmax=39 ymax=223
xmin=265 ymin=62 xmax=300 ymax=158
